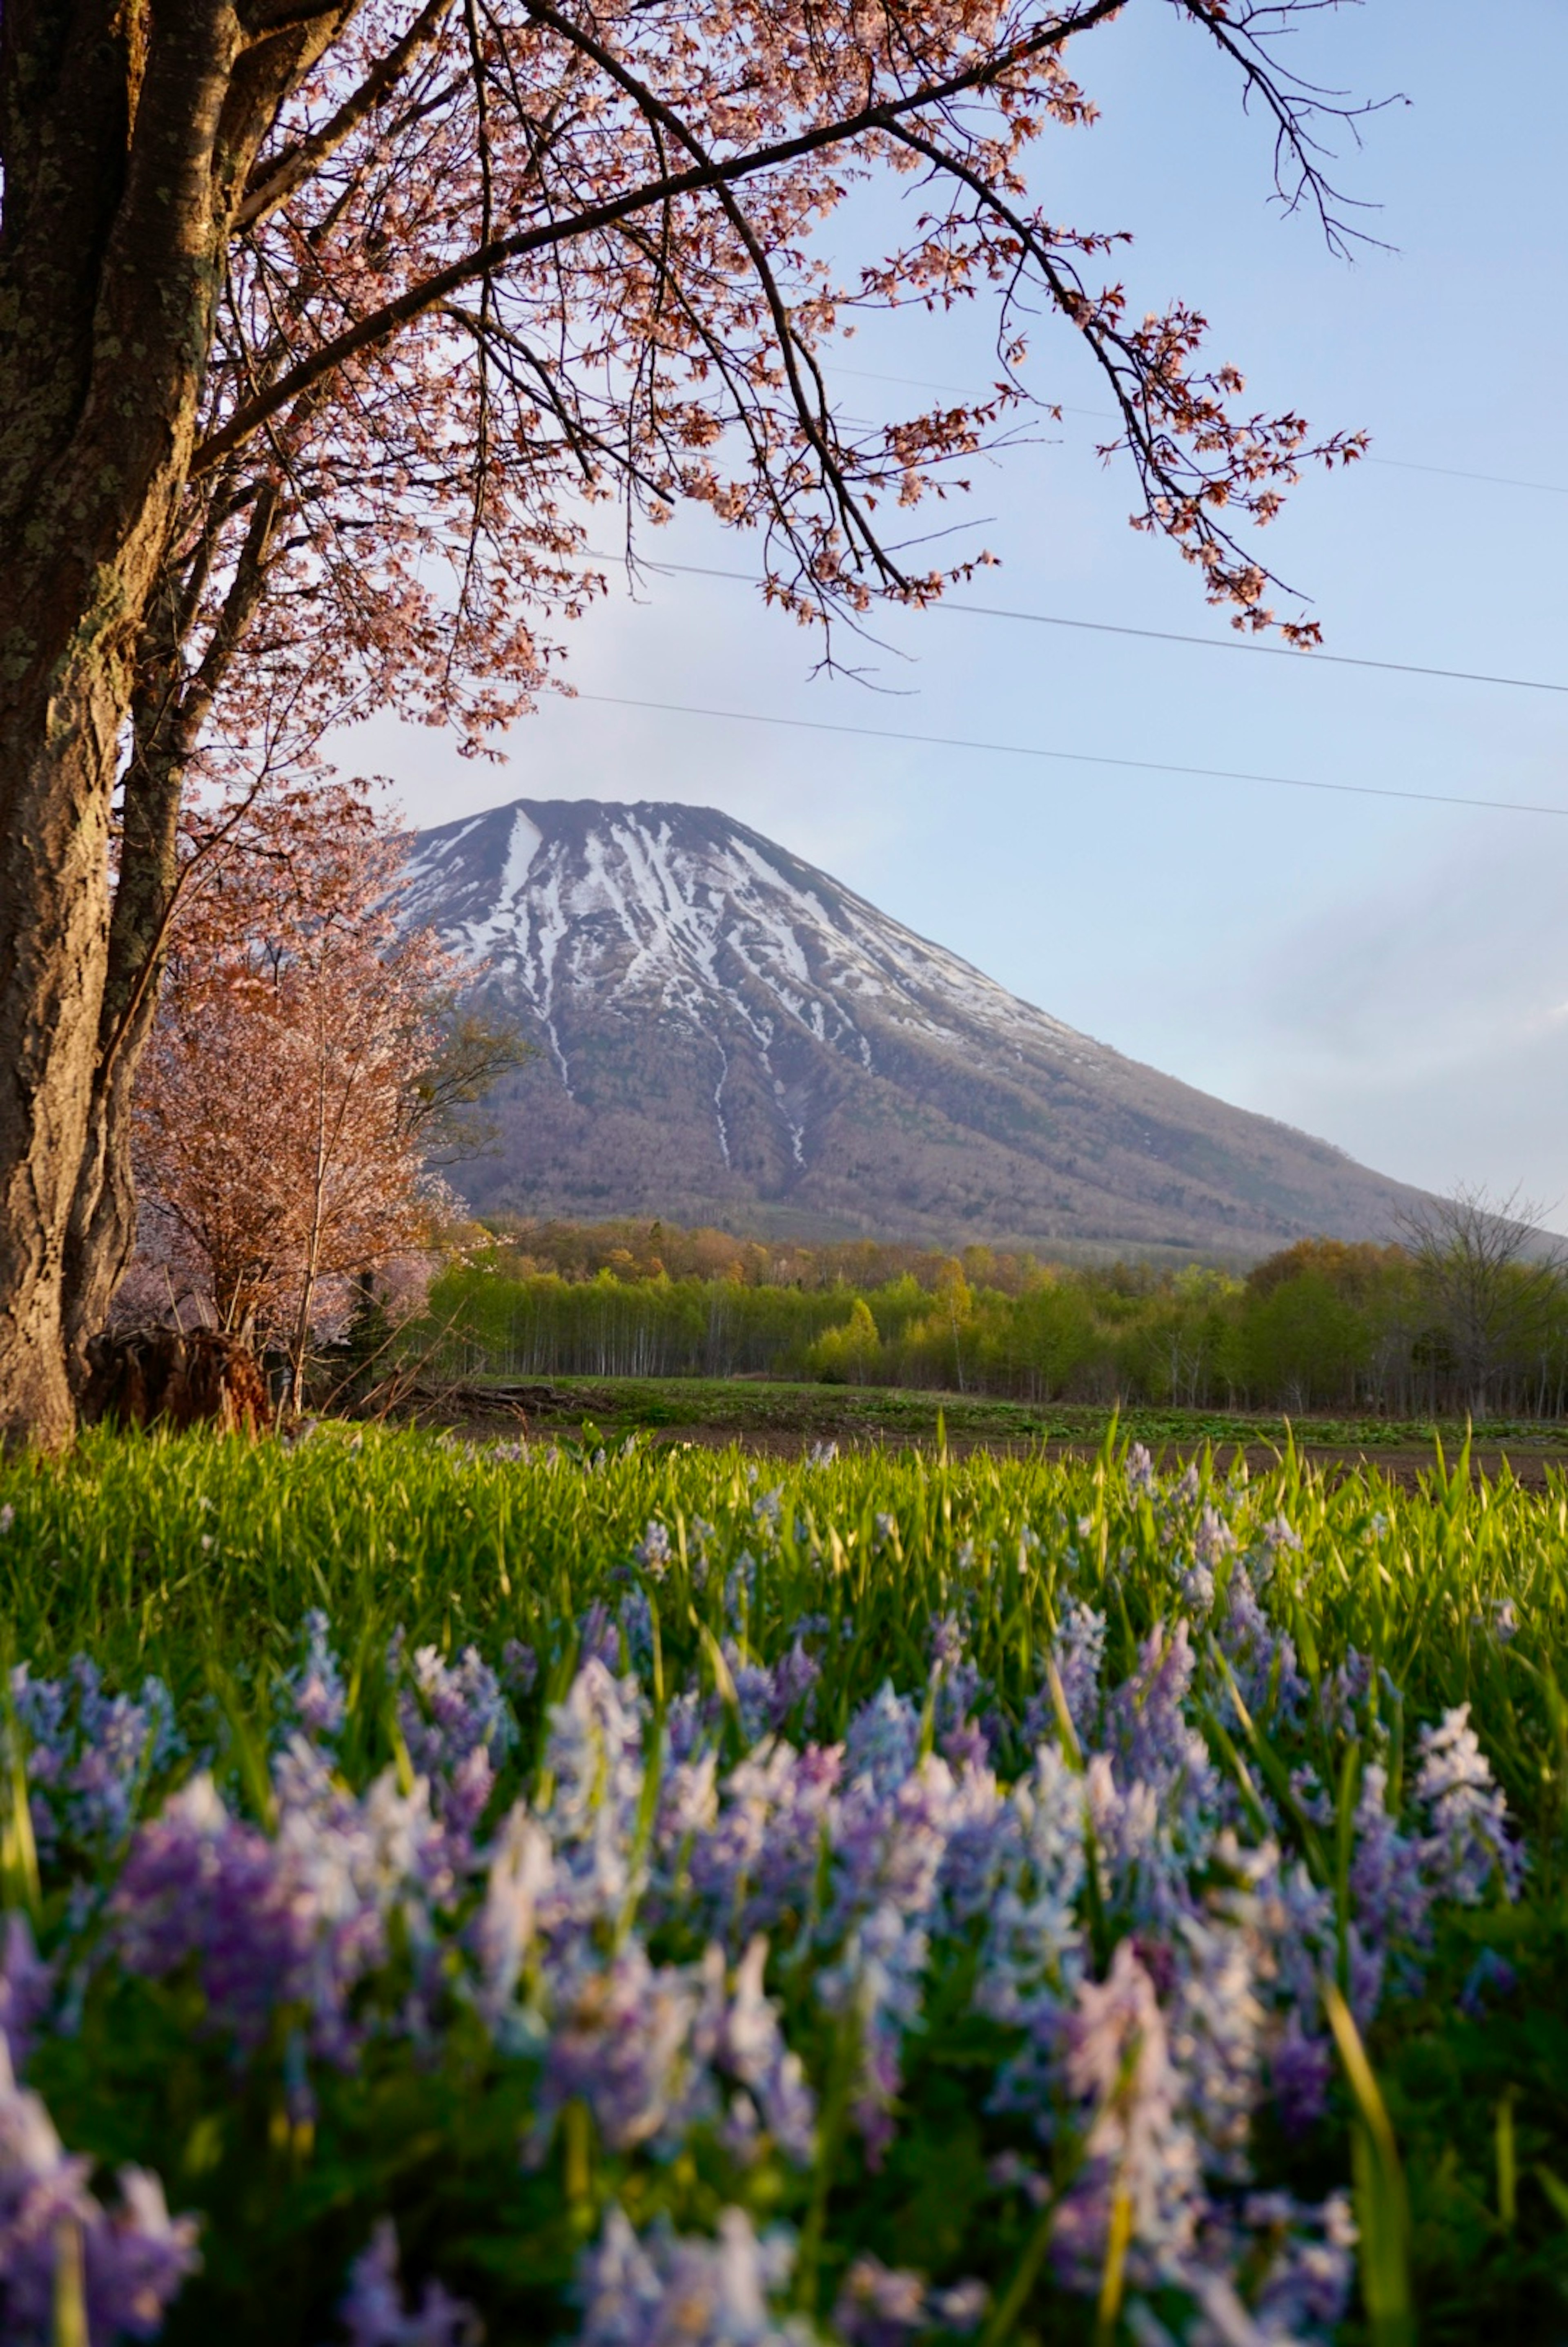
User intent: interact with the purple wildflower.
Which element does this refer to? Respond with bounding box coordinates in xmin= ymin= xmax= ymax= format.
xmin=1349 ymin=1761 xmax=1431 ymax=1993
xmin=929 ymin=2280 xmax=987 ymax=2334
xmin=1250 ymin=2188 xmax=1357 ymax=2336
xmin=1053 ymin=1942 xmax=1202 ymax=2288
xmin=0 ymin=2030 xmax=199 ymax=2344
xmin=10 ymin=1659 xmax=180 ymax=1859
xmin=713 ymin=1937 xmax=815 ymax=2162
xmin=972 ymin=1743 xmax=1084 ymax=2032
xmin=1125 ymin=1444 xmax=1158 ymax=1499
xmin=1269 ymin=2012 xmax=1333 ymax=2136
xmin=683 ymin=1739 xmax=841 ymax=1940
xmin=633 ymin=1520 xmax=672 ymax=1574
xmin=1316 ymin=1653 xmax=1371 ymax=1741
xmin=112 ymin=1755 xmax=455 ymax=2068
xmin=830 ymin=2253 xmax=986 ymax=2342
xmin=573 ymin=2204 xmax=810 ymax=2347
xmin=82 ymin=2167 xmax=204 ymax=2346
xmin=1459 ymin=1947 xmax=1517 ymax=2017
xmin=941 ymin=1718 xmax=990 ymax=1772
xmin=500 ymin=1640 xmax=538 ymax=1697
xmin=818 ymin=1899 xmax=931 ymax=2164
xmin=1414 ymin=1705 xmax=1524 ymax=1903
xmin=1215 ymin=1566 xmax=1309 ymax=1730
xmin=396 ymin=1644 xmax=516 ymax=1830
xmin=339 ymin=2218 xmax=479 ymax=2346
xmin=1187 ymin=2189 xmax=1356 ymax=2340
xmin=471 ymin=1802 xmax=552 ymax=2036
xmin=538 ymin=1660 xmax=647 ymax=1934
xmin=532 ymin=1942 xmax=701 ymax=2156
xmin=578 ymin=1602 xmax=622 ymax=1674
xmin=287 ymin=1609 xmax=347 ymax=1741
xmin=725 ymin=1640 xmax=820 ymax=1747
xmin=842 ymin=1685 xmax=921 ymax=1799
xmin=1091 ymin=1628 xmax=1219 ymax=1923
xmin=1105 ymin=1622 xmax=1214 ymax=1829
xmin=1258 ymin=1514 xmax=1303 ymax=1564
xmin=0 ymin=1916 xmax=53 ymax=2073
xmin=619 ymin=1590 xmax=657 ymax=1676
xmin=929 ymin=1614 xmax=984 ymax=1755
xmin=1167 ymin=1914 xmax=1264 ymax=2177
xmin=1051 ymin=1602 xmax=1106 ymax=1748
xmin=833 ymin=2255 xmax=927 ymax=2344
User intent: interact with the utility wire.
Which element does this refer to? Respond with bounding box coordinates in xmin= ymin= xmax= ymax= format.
xmin=828 ymin=362 xmax=1568 ymax=498
xmin=580 ymin=550 xmax=1568 ymax=698
xmin=572 ymin=691 xmax=1568 ymax=819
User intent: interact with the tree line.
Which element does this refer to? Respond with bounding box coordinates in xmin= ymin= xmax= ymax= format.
xmin=426 ymin=1198 xmax=1568 ymax=1419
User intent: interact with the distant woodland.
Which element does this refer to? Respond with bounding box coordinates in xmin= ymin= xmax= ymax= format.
xmin=423 ymin=1203 xmax=1568 ymax=1419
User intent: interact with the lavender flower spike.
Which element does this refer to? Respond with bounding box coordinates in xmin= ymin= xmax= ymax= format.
xmin=573 ymin=2204 xmax=814 ymax=2347
xmin=0 ymin=2029 xmax=200 ymax=2343
xmin=339 ymin=2217 xmax=480 ymax=2346
xmin=1414 ymin=1704 xmax=1525 ymax=1903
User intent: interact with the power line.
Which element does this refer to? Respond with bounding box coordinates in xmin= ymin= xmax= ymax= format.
xmin=581 ymin=550 xmax=1568 ymax=698
xmin=829 ymin=362 xmax=1568 ymax=498
xmin=1362 ymin=455 xmax=1568 ymax=498
xmin=572 ymin=690 xmax=1568 ymax=818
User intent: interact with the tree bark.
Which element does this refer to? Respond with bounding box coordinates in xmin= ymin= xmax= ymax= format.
xmin=61 ymin=480 xmax=283 ymax=1395
xmin=59 ymin=718 xmax=187 ymax=1406
xmin=0 ymin=0 xmax=339 ymax=1445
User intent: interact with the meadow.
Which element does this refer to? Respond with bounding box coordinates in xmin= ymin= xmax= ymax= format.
xmin=422 ymin=1368 xmax=1568 ymax=1478
xmin=0 ymin=1422 xmax=1562 ymax=2344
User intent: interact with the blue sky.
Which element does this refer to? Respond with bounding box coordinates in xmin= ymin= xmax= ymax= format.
xmin=356 ymin=0 xmax=1568 ymax=1225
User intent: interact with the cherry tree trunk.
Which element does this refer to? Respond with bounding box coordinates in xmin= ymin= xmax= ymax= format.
xmin=60 ymin=745 xmax=189 ymax=1400
xmin=0 ymin=669 xmax=121 ymax=1449
xmin=0 ymin=0 xmax=306 ymax=1445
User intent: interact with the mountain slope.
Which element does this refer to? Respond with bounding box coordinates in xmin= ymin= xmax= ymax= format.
xmin=403 ymin=796 xmax=1423 ymax=1255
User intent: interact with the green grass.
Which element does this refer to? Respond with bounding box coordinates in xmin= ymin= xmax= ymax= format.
xmin=458 ymin=1370 xmax=1568 ymax=1457
xmin=2 ymin=1424 xmax=1568 ymax=2340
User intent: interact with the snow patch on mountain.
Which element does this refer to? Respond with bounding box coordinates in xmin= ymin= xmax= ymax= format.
xmin=401 ymin=795 xmax=1424 ymax=1254
xmin=403 ymin=797 xmax=1106 ymax=1171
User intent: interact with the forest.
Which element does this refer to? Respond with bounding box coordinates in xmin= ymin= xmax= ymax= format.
xmin=419 ymin=1204 xmax=1568 ymax=1419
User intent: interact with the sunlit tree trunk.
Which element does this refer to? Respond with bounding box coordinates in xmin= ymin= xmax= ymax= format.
xmin=0 ymin=0 xmax=336 ymax=1444
xmin=60 ymin=484 xmax=283 ymax=1395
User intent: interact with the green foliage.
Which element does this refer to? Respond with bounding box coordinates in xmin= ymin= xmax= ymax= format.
xmin=423 ymin=1223 xmax=1568 ymax=1421
xmin=2 ymin=1429 xmax=1568 ymax=2337
xmin=806 ymin=1297 xmax=881 ymax=1383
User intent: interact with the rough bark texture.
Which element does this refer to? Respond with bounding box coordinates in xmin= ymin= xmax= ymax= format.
xmin=59 ymin=712 xmax=186 ymax=1403
xmin=0 ymin=0 xmax=336 ymax=1446
xmin=61 ymin=480 xmax=283 ymax=1394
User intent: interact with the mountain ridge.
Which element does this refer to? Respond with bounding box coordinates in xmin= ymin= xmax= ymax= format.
xmin=402 ymin=795 xmax=1425 ymax=1257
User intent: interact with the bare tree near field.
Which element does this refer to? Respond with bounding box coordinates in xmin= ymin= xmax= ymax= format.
xmin=1391 ymin=1184 xmax=1564 ymax=1419
xmin=0 ymin=0 xmax=1379 ymax=1448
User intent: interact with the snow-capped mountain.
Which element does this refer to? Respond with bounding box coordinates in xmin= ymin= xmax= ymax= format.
xmin=403 ymin=796 xmax=1421 ymax=1254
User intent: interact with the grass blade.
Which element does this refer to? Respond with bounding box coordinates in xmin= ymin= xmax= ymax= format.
xmin=1324 ymin=1982 xmax=1414 ymax=2347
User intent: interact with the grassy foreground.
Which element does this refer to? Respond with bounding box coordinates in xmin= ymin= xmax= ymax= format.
xmin=0 ymin=1424 xmax=1563 ymax=2343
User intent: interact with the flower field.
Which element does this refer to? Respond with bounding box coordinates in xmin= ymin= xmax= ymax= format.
xmin=0 ymin=1427 xmax=1561 ymax=2345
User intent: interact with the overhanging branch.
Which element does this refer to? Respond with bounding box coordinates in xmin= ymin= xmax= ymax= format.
xmin=192 ymin=0 xmax=1125 ymax=476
